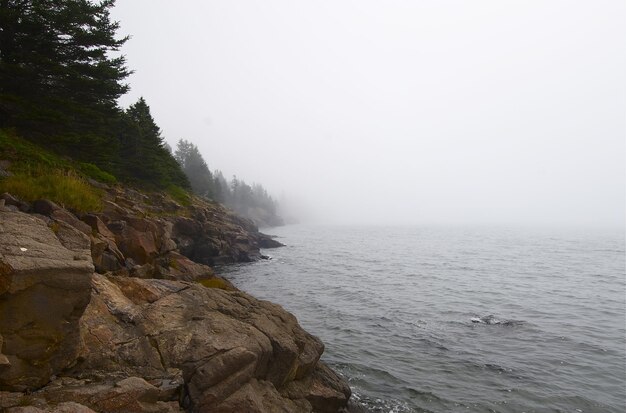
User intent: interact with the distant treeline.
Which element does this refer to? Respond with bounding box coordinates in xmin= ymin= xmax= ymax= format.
xmin=0 ymin=0 xmax=282 ymax=226
xmin=174 ymin=139 xmax=283 ymax=227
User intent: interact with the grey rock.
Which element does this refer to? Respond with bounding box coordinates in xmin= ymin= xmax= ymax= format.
xmin=0 ymin=210 xmax=93 ymax=391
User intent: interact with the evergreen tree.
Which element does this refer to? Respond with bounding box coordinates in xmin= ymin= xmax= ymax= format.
xmin=0 ymin=0 xmax=130 ymax=145
xmin=174 ymin=139 xmax=214 ymax=198
xmin=213 ymin=170 xmax=230 ymax=204
xmin=118 ymin=98 xmax=189 ymax=189
xmin=0 ymin=1 xmax=191 ymax=192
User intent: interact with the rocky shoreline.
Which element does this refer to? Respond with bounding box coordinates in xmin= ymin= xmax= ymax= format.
xmin=0 ymin=186 xmax=352 ymax=412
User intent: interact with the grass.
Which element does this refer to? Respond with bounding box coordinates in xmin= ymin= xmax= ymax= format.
xmin=0 ymin=130 xmax=106 ymax=212
xmin=0 ymin=129 xmax=70 ymax=172
xmin=0 ymin=130 xmax=117 ymax=186
xmin=0 ymin=170 xmax=103 ymax=212
xmin=79 ymin=162 xmax=117 ymax=184
xmin=166 ymin=184 xmax=191 ymax=206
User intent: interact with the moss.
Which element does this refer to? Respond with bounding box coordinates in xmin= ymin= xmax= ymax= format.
xmin=198 ymin=277 xmax=233 ymax=290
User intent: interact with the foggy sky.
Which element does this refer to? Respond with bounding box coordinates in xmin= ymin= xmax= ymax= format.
xmin=111 ymin=1 xmax=625 ymax=227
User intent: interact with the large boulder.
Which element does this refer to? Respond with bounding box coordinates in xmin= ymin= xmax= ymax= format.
xmin=68 ymin=275 xmax=350 ymax=412
xmin=0 ymin=210 xmax=93 ymax=391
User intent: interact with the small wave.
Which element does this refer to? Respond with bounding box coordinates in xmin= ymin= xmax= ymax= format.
xmin=351 ymin=391 xmax=427 ymax=413
xmin=470 ymin=314 xmax=525 ymax=326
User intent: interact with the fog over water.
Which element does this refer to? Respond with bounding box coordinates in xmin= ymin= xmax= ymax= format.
xmin=112 ymin=1 xmax=625 ymax=227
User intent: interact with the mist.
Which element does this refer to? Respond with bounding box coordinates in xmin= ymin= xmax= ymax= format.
xmin=111 ymin=0 xmax=625 ymax=227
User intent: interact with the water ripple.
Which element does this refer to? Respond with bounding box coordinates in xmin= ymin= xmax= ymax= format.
xmin=223 ymin=225 xmax=626 ymax=413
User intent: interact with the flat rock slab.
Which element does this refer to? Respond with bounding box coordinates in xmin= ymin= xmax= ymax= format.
xmin=0 ymin=210 xmax=93 ymax=390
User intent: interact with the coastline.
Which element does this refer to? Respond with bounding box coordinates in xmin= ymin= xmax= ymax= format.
xmin=0 ymin=185 xmax=352 ymax=412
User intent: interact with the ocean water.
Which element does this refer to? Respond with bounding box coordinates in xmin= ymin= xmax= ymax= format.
xmin=219 ymin=225 xmax=626 ymax=413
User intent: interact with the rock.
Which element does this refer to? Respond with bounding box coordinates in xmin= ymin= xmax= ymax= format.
xmin=257 ymin=233 xmax=285 ymax=249
xmin=155 ymin=252 xmax=213 ymax=281
xmin=5 ymin=401 xmax=99 ymax=413
xmin=109 ymin=222 xmax=158 ymax=265
xmin=68 ymin=275 xmax=350 ymax=412
xmin=31 ymin=376 xmax=183 ymax=413
xmin=49 ymin=220 xmax=92 ymax=263
xmin=129 ymin=263 xmax=155 ymax=279
xmin=0 ymin=162 xmax=12 ymax=178
xmin=81 ymin=214 xmax=116 ymax=240
xmin=0 ymin=186 xmax=350 ymax=412
xmin=286 ymin=363 xmax=351 ymax=413
xmin=1 ymin=193 xmax=29 ymax=212
xmin=50 ymin=209 xmax=92 ymax=236
xmin=212 ymin=379 xmax=310 ymax=413
xmin=0 ymin=210 xmax=93 ymax=391
xmin=0 ymin=334 xmax=10 ymax=366
xmin=5 ymin=407 xmax=48 ymax=413
xmin=31 ymin=199 xmax=59 ymax=216
xmin=50 ymin=377 xmax=157 ymax=412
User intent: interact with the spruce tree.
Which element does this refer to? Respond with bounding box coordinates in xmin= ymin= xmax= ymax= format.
xmin=0 ymin=0 xmax=130 ymax=147
xmin=120 ymin=98 xmax=189 ymax=189
xmin=174 ymin=139 xmax=215 ymax=198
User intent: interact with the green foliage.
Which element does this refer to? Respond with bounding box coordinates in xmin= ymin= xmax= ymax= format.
xmin=0 ymin=130 xmax=70 ymax=172
xmin=0 ymin=0 xmax=130 ymax=140
xmin=175 ymin=139 xmax=215 ymax=198
xmin=0 ymin=3 xmax=190 ymax=192
xmin=115 ymin=99 xmax=190 ymax=190
xmin=0 ymin=170 xmax=102 ymax=212
xmin=79 ymin=163 xmax=117 ymax=184
xmin=166 ymin=185 xmax=191 ymax=206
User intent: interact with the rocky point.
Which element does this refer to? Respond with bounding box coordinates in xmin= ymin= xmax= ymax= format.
xmin=0 ymin=185 xmax=351 ymax=412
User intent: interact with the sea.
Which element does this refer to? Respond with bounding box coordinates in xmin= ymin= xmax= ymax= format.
xmin=219 ymin=225 xmax=626 ymax=413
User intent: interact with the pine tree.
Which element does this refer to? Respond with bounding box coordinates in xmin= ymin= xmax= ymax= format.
xmin=0 ymin=0 xmax=130 ymax=144
xmin=174 ymin=139 xmax=214 ymax=198
xmin=118 ymin=98 xmax=189 ymax=189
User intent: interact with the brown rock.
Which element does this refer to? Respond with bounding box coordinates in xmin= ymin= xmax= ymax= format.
xmin=38 ymin=376 xmax=183 ymax=413
xmin=212 ymin=379 xmax=311 ymax=413
xmin=71 ymin=275 xmax=350 ymax=412
xmin=0 ymin=210 xmax=93 ymax=391
xmin=49 ymin=209 xmax=92 ymax=236
xmin=82 ymin=214 xmax=116 ymax=240
xmin=110 ymin=223 xmax=158 ymax=265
